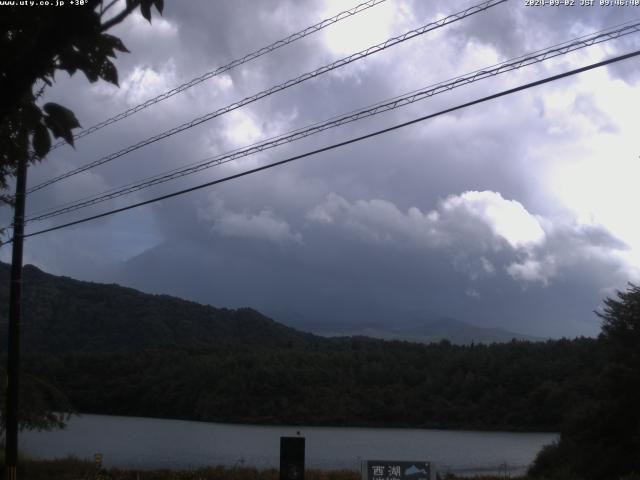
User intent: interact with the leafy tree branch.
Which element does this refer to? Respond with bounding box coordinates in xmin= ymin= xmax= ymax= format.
xmin=0 ymin=0 xmax=164 ymax=207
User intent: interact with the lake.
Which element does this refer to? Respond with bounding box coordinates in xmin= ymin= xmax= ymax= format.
xmin=21 ymin=414 xmax=557 ymax=477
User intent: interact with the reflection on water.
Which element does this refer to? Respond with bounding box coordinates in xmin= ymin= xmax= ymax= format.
xmin=21 ymin=414 xmax=557 ymax=477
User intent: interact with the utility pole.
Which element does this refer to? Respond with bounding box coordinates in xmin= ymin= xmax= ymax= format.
xmin=5 ymin=155 xmax=28 ymax=480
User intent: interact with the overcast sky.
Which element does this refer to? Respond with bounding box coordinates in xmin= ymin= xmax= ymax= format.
xmin=3 ymin=0 xmax=640 ymax=338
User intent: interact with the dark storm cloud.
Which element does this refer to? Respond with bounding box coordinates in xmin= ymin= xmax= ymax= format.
xmin=110 ymin=188 xmax=629 ymax=338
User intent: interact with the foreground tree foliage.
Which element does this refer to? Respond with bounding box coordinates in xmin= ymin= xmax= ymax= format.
xmin=0 ymin=367 xmax=73 ymax=437
xmin=0 ymin=0 xmax=163 ymax=430
xmin=529 ymin=284 xmax=640 ymax=479
xmin=0 ymin=0 xmax=163 ymax=206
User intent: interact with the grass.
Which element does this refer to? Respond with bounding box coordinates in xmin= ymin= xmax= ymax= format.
xmin=3 ymin=457 xmax=362 ymax=480
xmin=2 ymin=457 xmax=533 ymax=480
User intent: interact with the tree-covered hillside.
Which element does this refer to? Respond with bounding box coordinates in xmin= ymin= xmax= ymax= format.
xmin=24 ymin=337 xmax=600 ymax=432
xmin=0 ymin=262 xmax=319 ymax=354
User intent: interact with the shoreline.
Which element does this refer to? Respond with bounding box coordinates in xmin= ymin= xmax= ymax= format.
xmin=21 ymin=414 xmax=552 ymax=475
xmin=4 ymin=457 xmax=529 ymax=480
xmin=66 ymin=411 xmax=560 ymax=435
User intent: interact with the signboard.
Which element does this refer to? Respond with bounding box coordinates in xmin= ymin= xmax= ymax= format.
xmin=280 ymin=436 xmax=305 ymax=480
xmin=364 ymin=460 xmax=433 ymax=480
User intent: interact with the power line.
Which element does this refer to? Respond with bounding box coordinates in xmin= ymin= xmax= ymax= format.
xmin=26 ymin=0 xmax=507 ymax=195
xmin=5 ymin=48 xmax=638 ymax=245
xmin=23 ymin=19 xmax=640 ymax=224
xmin=48 ymin=0 xmax=390 ymax=151
xmin=24 ymin=17 xmax=640 ymax=221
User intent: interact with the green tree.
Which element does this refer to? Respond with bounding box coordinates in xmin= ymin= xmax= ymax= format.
xmin=592 ymin=284 xmax=640 ymax=476
xmin=0 ymin=0 xmax=164 ymax=431
xmin=0 ymin=367 xmax=73 ymax=435
xmin=0 ymin=0 xmax=164 ymax=205
xmin=530 ymin=284 xmax=640 ymax=479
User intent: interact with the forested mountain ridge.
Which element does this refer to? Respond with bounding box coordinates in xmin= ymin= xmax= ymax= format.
xmin=315 ymin=317 xmax=542 ymax=345
xmin=0 ymin=262 xmax=320 ymax=354
xmin=1 ymin=262 xmax=541 ymax=354
xmin=26 ymin=337 xmax=601 ymax=432
xmin=0 ymin=261 xmax=609 ymax=434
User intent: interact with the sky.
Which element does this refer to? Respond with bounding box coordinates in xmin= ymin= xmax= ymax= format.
xmin=3 ymin=0 xmax=640 ymax=338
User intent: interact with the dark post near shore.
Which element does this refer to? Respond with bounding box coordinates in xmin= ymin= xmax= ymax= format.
xmin=5 ymin=156 xmax=28 ymax=480
xmin=280 ymin=436 xmax=305 ymax=480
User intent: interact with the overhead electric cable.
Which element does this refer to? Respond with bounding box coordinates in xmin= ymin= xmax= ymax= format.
xmin=27 ymin=0 xmax=507 ymax=195
xmin=48 ymin=0 xmax=390 ymax=150
xmin=23 ymin=19 xmax=640 ymax=224
xmin=3 ymin=48 xmax=637 ymax=245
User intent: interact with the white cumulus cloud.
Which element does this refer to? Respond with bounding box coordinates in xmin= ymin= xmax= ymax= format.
xmin=441 ymin=191 xmax=546 ymax=250
xmin=306 ymin=190 xmax=628 ymax=289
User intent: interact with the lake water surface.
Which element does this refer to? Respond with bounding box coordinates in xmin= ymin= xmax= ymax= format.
xmin=21 ymin=414 xmax=557 ymax=477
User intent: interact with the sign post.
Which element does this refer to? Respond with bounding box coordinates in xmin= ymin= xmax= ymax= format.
xmin=280 ymin=436 xmax=305 ymax=480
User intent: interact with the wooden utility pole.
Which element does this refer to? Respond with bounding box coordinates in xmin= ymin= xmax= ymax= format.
xmin=5 ymin=156 xmax=28 ymax=480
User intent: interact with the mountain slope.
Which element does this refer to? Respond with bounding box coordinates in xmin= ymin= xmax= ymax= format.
xmin=285 ymin=314 xmax=542 ymax=345
xmin=366 ymin=317 xmax=543 ymax=344
xmin=0 ymin=262 xmax=319 ymax=354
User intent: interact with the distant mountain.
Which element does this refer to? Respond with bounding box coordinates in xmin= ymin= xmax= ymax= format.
xmin=0 ymin=262 xmax=320 ymax=354
xmin=314 ymin=317 xmax=543 ymax=345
